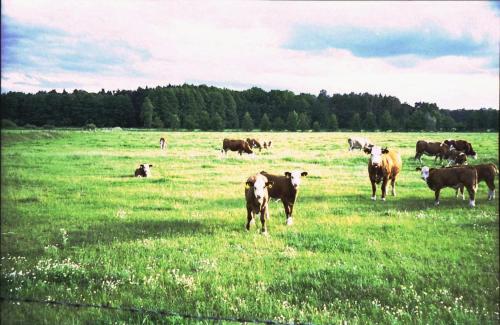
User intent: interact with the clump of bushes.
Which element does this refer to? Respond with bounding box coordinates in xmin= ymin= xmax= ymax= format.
xmin=2 ymin=119 xmax=17 ymax=129
xmin=42 ymin=124 xmax=55 ymax=130
xmin=83 ymin=123 xmax=97 ymax=131
xmin=111 ymin=127 xmax=123 ymax=132
xmin=24 ymin=123 xmax=38 ymax=129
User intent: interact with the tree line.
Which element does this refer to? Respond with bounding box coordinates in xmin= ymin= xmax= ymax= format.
xmin=1 ymin=84 xmax=498 ymax=131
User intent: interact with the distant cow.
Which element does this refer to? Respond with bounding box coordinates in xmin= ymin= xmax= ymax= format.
xmin=260 ymin=170 xmax=308 ymax=226
xmin=364 ymin=146 xmax=402 ymax=201
xmin=262 ymin=141 xmax=272 ymax=149
xmin=443 ymin=140 xmax=477 ymax=159
xmin=414 ymin=140 xmax=449 ymax=164
xmin=245 ymin=173 xmax=274 ymax=234
xmin=444 ymin=146 xmax=467 ymax=166
xmin=160 ymin=137 xmax=166 ymax=150
xmin=221 ymin=139 xmax=253 ymax=155
xmin=417 ymin=166 xmax=477 ymax=207
xmin=348 ymin=137 xmax=372 ymax=151
xmin=454 ymin=164 xmax=498 ymax=201
xmin=135 ymin=164 xmax=153 ymax=177
xmin=246 ymin=138 xmax=262 ymax=152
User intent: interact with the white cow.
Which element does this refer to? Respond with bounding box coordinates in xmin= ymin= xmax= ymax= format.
xmin=348 ymin=137 xmax=372 ymax=151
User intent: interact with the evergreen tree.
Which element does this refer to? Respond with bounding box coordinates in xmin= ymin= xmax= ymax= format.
xmin=379 ymin=110 xmax=393 ymax=131
xmin=169 ymin=113 xmax=180 ymax=130
xmin=312 ymin=121 xmax=321 ymax=132
xmin=297 ymin=112 xmax=311 ymax=130
xmin=364 ymin=112 xmax=377 ymax=130
xmin=260 ymin=113 xmax=271 ymax=131
xmin=198 ymin=111 xmax=211 ymax=131
xmin=223 ymin=92 xmax=239 ymax=129
xmin=350 ymin=113 xmax=361 ymax=131
xmin=287 ymin=110 xmax=299 ymax=131
xmin=241 ymin=112 xmax=254 ymax=131
xmin=211 ymin=112 xmax=224 ymax=131
xmin=329 ymin=113 xmax=339 ymax=131
xmin=140 ymin=97 xmax=154 ymax=128
xmin=273 ymin=117 xmax=285 ymax=130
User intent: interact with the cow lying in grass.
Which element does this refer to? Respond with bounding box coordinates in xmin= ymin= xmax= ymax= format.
xmin=135 ymin=164 xmax=153 ymax=177
xmin=245 ymin=173 xmax=273 ymax=234
xmin=260 ymin=170 xmax=308 ymax=226
xmin=246 ymin=138 xmax=262 ymax=152
xmin=417 ymin=166 xmax=477 ymax=207
xmin=445 ymin=146 xmax=467 ymax=166
xmin=364 ymin=146 xmax=402 ymax=201
xmin=452 ymin=164 xmax=498 ymax=201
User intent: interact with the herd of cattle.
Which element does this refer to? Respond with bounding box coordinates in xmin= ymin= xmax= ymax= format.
xmin=134 ymin=136 xmax=497 ymax=234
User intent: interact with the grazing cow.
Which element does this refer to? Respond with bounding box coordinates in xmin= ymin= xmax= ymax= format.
xmin=364 ymin=146 xmax=402 ymax=201
xmin=245 ymin=173 xmax=274 ymax=234
xmin=135 ymin=164 xmax=153 ymax=177
xmin=260 ymin=170 xmax=308 ymax=226
xmin=443 ymin=140 xmax=477 ymax=159
xmin=444 ymin=145 xmax=467 ymax=166
xmin=453 ymin=164 xmax=498 ymax=201
xmin=348 ymin=137 xmax=372 ymax=151
xmin=414 ymin=140 xmax=449 ymax=164
xmin=246 ymin=138 xmax=262 ymax=152
xmin=262 ymin=141 xmax=272 ymax=149
xmin=221 ymin=138 xmax=253 ymax=155
xmin=417 ymin=166 xmax=477 ymax=207
xmin=160 ymin=137 xmax=166 ymax=150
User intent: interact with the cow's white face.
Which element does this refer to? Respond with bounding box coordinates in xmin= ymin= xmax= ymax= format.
xmin=253 ymin=177 xmax=267 ymax=202
xmin=141 ymin=164 xmax=152 ymax=177
xmin=370 ymin=146 xmax=383 ymax=166
xmin=420 ymin=166 xmax=430 ymax=180
xmin=286 ymin=170 xmax=308 ymax=188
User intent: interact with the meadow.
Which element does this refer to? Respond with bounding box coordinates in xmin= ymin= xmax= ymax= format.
xmin=1 ymin=129 xmax=498 ymax=324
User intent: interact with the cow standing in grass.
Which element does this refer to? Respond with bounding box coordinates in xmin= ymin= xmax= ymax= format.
xmin=443 ymin=140 xmax=477 ymax=159
xmin=246 ymin=138 xmax=262 ymax=152
xmin=348 ymin=137 xmax=372 ymax=151
xmin=414 ymin=140 xmax=449 ymax=164
xmin=453 ymin=164 xmax=498 ymax=201
xmin=364 ymin=146 xmax=402 ymax=201
xmin=221 ymin=139 xmax=253 ymax=156
xmin=160 ymin=137 xmax=166 ymax=150
xmin=245 ymin=173 xmax=273 ymax=234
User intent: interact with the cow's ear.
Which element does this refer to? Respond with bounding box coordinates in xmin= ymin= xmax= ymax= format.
xmin=301 ymin=171 xmax=308 ymax=177
xmin=149 ymin=164 xmax=153 ymax=167
xmin=415 ymin=167 xmax=422 ymax=171
xmin=363 ymin=147 xmax=371 ymax=154
xmin=382 ymin=147 xmax=389 ymax=154
xmin=266 ymin=181 xmax=274 ymax=188
xmin=284 ymin=172 xmax=291 ymax=178
xmin=245 ymin=181 xmax=253 ymax=189
xmin=140 ymin=164 xmax=145 ymax=168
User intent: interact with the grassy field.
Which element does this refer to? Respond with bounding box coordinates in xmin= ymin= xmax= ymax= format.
xmin=1 ymin=130 xmax=498 ymax=324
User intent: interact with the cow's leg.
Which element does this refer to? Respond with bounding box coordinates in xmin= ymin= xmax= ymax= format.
xmin=434 ymin=189 xmax=441 ymax=206
xmin=455 ymin=185 xmax=465 ymax=200
xmin=391 ymin=177 xmax=396 ymax=196
xmin=246 ymin=207 xmax=253 ymax=230
xmin=466 ymin=185 xmax=476 ymax=207
xmin=486 ymin=180 xmax=495 ymax=200
xmin=260 ymin=208 xmax=268 ymax=234
xmin=371 ymin=179 xmax=376 ymax=200
xmin=381 ymin=177 xmax=388 ymax=201
xmin=283 ymin=202 xmax=293 ymax=225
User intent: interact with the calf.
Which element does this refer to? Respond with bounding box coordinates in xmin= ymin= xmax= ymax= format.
xmin=245 ymin=173 xmax=273 ymax=234
xmin=160 ymin=137 xmax=166 ymax=150
xmin=454 ymin=164 xmax=498 ymax=201
xmin=221 ymin=138 xmax=253 ymax=155
xmin=417 ymin=166 xmax=477 ymax=207
xmin=348 ymin=137 xmax=372 ymax=151
xmin=262 ymin=141 xmax=272 ymax=149
xmin=246 ymin=138 xmax=262 ymax=152
xmin=443 ymin=140 xmax=477 ymax=159
xmin=444 ymin=145 xmax=467 ymax=166
xmin=364 ymin=146 xmax=402 ymax=201
xmin=260 ymin=170 xmax=308 ymax=226
xmin=415 ymin=140 xmax=449 ymax=164
xmin=135 ymin=164 xmax=153 ymax=177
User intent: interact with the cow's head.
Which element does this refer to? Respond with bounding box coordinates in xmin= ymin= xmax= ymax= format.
xmin=140 ymin=164 xmax=153 ymax=177
xmin=468 ymin=146 xmax=477 ymax=159
xmin=284 ymin=170 xmax=308 ymax=189
xmin=416 ymin=166 xmax=430 ymax=181
xmin=246 ymin=175 xmax=273 ymax=203
xmin=365 ymin=146 xmax=388 ymax=167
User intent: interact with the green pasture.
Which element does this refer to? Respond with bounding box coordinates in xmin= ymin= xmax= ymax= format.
xmin=1 ymin=130 xmax=498 ymax=324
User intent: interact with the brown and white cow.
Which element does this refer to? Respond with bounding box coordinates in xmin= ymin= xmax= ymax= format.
xmin=443 ymin=140 xmax=477 ymax=159
xmin=160 ymin=137 xmax=166 ymax=150
xmin=260 ymin=170 xmax=308 ymax=226
xmin=414 ymin=140 xmax=449 ymax=164
xmin=417 ymin=166 xmax=477 ymax=207
xmin=221 ymin=138 xmax=253 ymax=156
xmin=262 ymin=140 xmax=272 ymax=149
xmin=348 ymin=137 xmax=372 ymax=151
xmin=135 ymin=164 xmax=153 ymax=177
xmin=246 ymin=138 xmax=262 ymax=152
xmin=453 ymin=164 xmax=498 ymax=201
xmin=245 ymin=173 xmax=273 ymax=234
xmin=364 ymin=146 xmax=402 ymax=201
xmin=444 ymin=145 xmax=467 ymax=166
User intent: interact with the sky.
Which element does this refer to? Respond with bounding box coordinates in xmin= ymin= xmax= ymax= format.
xmin=1 ymin=0 xmax=499 ymax=110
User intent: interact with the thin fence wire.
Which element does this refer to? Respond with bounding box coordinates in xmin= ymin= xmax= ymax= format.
xmin=0 ymin=295 xmax=314 ymax=325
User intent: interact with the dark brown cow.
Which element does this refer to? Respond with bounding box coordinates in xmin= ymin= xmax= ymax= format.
xmin=417 ymin=166 xmax=477 ymax=207
xmin=453 ymin=164 xmax=498 ymax=201
xmin=443 ymin=140 xmax=477 ymax=159
xmin=245 ymin=173 xmax=273 ymax=234
xmin=221 ymin=138 xmax=253 ymax=155
xmin=415 ymin=140 xmax=449 ymax=164
xmin=160 ymin=137 xmax=166 ymax=150
xmin=260 ymin=170 xmax=308 ymax=226
xmin=364 ymin=146 xmax=402 ymax=201
xmin=246 ymin=138 xmax=262 ymax=152
xmin=135 ymin=164 xmax=153 ymax=177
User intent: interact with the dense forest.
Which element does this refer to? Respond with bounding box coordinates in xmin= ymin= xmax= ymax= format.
xmin=1 ymin=84 xmax=498 ymax=131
